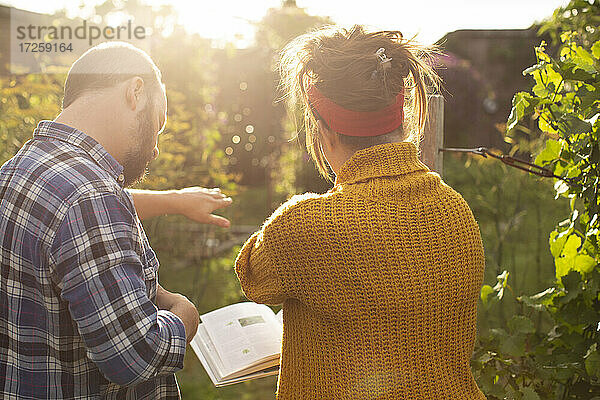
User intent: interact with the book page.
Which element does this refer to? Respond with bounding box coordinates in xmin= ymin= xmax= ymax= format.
xmin=201 ymin=302 xmax=282 ymax=376
xmin=215 ymin=364 xmax=279 ymax=387
xmin=190 ymin=324 xmax=227 ymax=383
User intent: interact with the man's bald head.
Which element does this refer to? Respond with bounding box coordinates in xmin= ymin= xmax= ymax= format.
xmin=63 ymin=41 xmax=163 ymax=109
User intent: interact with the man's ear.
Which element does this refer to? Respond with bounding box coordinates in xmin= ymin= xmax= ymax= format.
xmin=125 ymin=76 xmax=145 ymax=111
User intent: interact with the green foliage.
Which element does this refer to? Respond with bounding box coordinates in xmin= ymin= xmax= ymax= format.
xmin=141 ymin=30 xmax=236 ymax=192
xmin=474 ymin=7 xmax=600 ymax=397
xmin=444 ymin=152 xmax=568 ymax=334
xmin=538 ymin=0 xmax=600 ymax=50
xmin=481 ymin=270 xmax=510 ymax=306
xmin=253 ymin=4 xmax=332 ymax=199
xmin=0 ymin=74 xmax=64 ymax=166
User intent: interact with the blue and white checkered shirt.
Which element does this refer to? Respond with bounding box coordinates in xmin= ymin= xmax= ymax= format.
xmin=0 ymin=120 xmax=187 ymax=399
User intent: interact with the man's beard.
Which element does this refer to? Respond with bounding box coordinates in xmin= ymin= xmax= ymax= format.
xmin=122 ymin=103 xmax=156 ymax=187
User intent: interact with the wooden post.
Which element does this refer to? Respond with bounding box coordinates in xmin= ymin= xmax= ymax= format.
xmin=419 ymin=95 xmax=444 ymax=175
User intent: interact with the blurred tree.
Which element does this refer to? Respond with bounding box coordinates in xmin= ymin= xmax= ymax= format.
xmin=0 ymin=75 xmax=64 ymax=166
xmin=214 ymin=0 xmax=332 ymax=216
xmin=255 ymin=1 xmax=333 ymax=201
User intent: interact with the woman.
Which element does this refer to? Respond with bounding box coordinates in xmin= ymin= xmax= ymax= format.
xmin=235 ymin=25 xmax=486 ymax=400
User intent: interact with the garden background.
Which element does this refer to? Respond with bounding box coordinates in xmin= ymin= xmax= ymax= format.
xmin=0 ymin=0 xmax=599 ymax=398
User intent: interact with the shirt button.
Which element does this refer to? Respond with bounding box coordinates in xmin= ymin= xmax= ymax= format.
xmin=118 ymin=174 xmax=125 ymax=183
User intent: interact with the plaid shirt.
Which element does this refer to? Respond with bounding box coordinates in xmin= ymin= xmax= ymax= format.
xmin=0 ymin=121 xmax=187 ymax=399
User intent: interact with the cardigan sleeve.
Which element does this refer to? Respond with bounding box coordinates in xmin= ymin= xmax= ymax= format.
xmin=234 ymin=193 xmax=319 ymax=305
xmin=235 ymin=229 xmax=287 ymax=305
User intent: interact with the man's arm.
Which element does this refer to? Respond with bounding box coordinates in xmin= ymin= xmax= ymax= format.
xmin=156 ymin=284 xmax=199 ymax=343
xmin=50 ymin=191 xmax=199 ymax=387
xmin=128 ymin=186 xmax=232 ymax=227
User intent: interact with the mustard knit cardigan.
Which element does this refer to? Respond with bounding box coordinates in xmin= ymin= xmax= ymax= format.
xmin=235 ymin=142 xmax=486 ymax=400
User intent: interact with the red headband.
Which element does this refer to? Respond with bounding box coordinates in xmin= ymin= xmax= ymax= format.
xmin=306 ymin=85 xmax=404 ymax=137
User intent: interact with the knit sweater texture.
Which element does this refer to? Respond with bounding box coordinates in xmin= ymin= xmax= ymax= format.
xmin=235 ymin=141 xmax=486 ymax=400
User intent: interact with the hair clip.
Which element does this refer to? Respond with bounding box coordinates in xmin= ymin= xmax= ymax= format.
xmin=375 ymin=47 xmax=392 ymax=71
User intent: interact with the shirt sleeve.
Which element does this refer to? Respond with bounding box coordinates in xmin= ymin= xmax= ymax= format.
xmin=49 ymin=190 xmax=187 ymax=387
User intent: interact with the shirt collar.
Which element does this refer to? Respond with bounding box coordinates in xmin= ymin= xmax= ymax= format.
xmin=335 ymin=141 xmax=430 ymax=186
xmin=33 ymin=120 xmax=125 ymax=186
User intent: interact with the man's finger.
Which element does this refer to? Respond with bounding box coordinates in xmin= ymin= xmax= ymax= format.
xmin=209 ymin=192 xmax=227 ymax=199
xmin=211 ymin=197 xmax=233 ymax=210
xmin=208 ymin=214 xmax=230 ymax=228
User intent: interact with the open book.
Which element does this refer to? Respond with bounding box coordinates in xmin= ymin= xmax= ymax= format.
xmin=190 ymin=302 xmax=283 ymax=387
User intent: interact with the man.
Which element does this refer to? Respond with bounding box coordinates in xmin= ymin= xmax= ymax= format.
xmin=0 ymin=42 xmax=230 ymax=398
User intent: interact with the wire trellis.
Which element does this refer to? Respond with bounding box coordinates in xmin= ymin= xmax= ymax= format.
xmin=439 ymin=147 xmax=580 ymax=185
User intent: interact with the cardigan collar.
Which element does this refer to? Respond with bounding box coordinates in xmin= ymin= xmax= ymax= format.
xmin=334 ymin=141 xmax=430 ymax=186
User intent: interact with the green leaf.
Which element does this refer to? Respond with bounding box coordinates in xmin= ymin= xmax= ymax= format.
xmin=561 ymin=64 xmax=595 ymax=82
xmin=493 ymin=270 xmax=510 ymax=300
xmin=558 ymin=114 xmax=593 ymax=136
xmin=519 ymin=287 xmax=555 ymax=310
xmin=523 ymin=62 xmax=546 ymax=75
xmin=555 ymin=180 xmax=571 ymax=198
xmin=507 ymin=92 xmax=531 ymax=131
xmin=521 ymin=386 xmax=541 ymax=400
xmin=560 ymin=31 xmax=574 ymax=44
xmin=538 ymin=115 xmax=559 ymax=135
xmin=583 ymin=272 xmax=600 ymax=303
xmin=477 ymin=351 xmax=494 ymax=364
xmin=561 ymin=270 xmax=582 ymax=303
xmin=557 ymin=299 xmax=598 ymax=327
xmin=535 ymin=139 xmax=562 ymax=166
xmin=550 ymin=229 xmax=571 ymax=258
xmin=592 ymin=40 xmax=600 ymax=60
xmin=545 ymin=63 xmax=564 ymax=88
xmin=499 ymin=333 xmax=525 ymax=357
xmin=562 ymin=235 xmax=581 ymax=257
xmin=576 ymin=84 xmax=600 ymax=111
xmin=574 ymin=254 xmax=597 ymax=274
xmin=480 ymin=272 xmax=511 ymax=305
xmin=554 ymin=233 xmax=598 ymax=278
xmin=585 ymin=344 xmax=600 ymax=379
xmin=573 ymin=46 xmax=598 ymax=74
xmin=556 ymin=256 xmax=571 ymax=278
xmin=533 ymin=82 xmax=551 ymax=98
xmin=481 ymin=284 xmax=494 ymax=305
xmin=508 ymin=315 xmax=536 ymax=334
xmin=489 ymin=327 xmax=508 ymax=340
